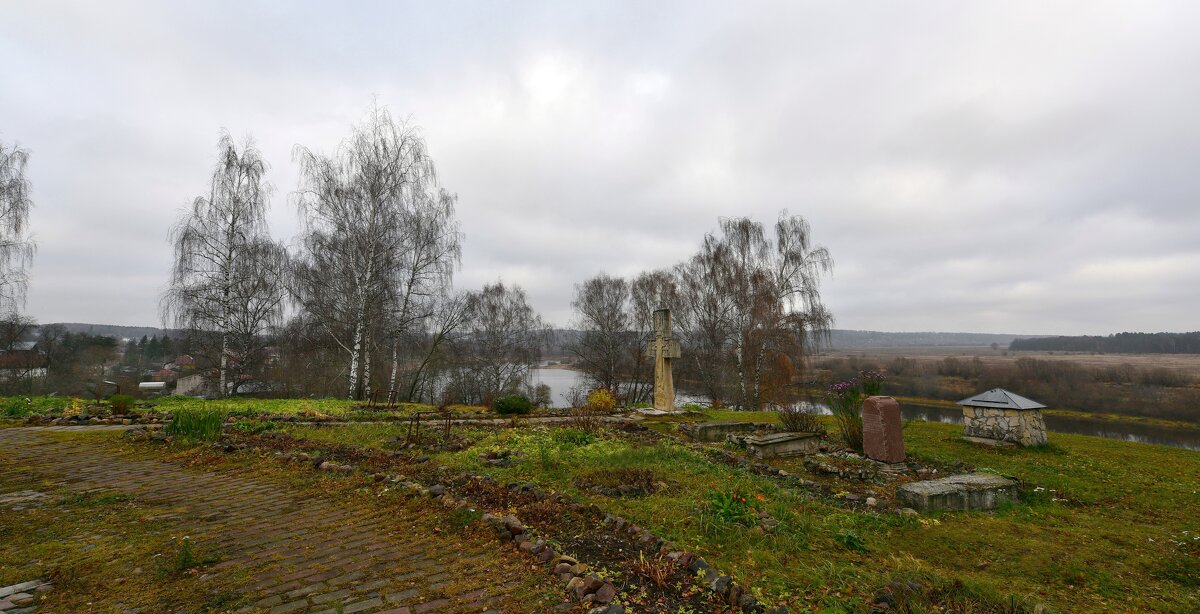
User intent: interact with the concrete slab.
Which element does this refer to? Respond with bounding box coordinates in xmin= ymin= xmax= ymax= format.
xmin=744 ymin=432 xmax=820 ymax=459
xmin=678 ymin=421 xmax=757 ymax=443
xmin=897 ymin=473 xmax=1018 ymax=512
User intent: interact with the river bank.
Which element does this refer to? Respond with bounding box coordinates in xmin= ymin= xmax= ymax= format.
xmin=532 ymin=368 xmax=1200 ymax=451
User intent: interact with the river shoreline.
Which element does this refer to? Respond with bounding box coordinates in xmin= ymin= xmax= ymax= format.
xmin=532 ymin=368 xmax=1200 ymax=450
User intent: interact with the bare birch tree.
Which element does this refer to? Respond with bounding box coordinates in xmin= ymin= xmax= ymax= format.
xmin=163 ymin=132 xmax=285 ymax=396
xmin=674 ymin=211 xmax=833 ymax=409
xmin=0 ymin=140 xmax=35 ymax=314
xmin=450 ymin=282 xmax=547 ymax=404
xmin=292 ymin=105 xmax=459 ymax=400
xmin=393 ymin=291 xmax=470 ymax=403
xmin=569 ymin=273 xmax=636 ymax=399
xmin=384 ymin=185 xmax=462 ymax=401
xmin=673 ymin=235 xmax=739 ymax=405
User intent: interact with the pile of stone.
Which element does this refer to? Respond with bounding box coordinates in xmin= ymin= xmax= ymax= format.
xmin=803 ymin=454 xmax=880 ymax=481
xmin=478 ymin=449 xmax=517 ymax=467
xmin=39 ymin=415 xmax=137 ymax=426
xmin=600 ymin=514 xmax=787 ymax=613
xmin=121 ymin=426 xmax=167 ymax=442
xmin=317 ymin=460 xmax=355 ymax=473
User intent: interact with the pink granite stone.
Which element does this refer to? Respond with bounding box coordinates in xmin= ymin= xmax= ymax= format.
xmin=862 ymin=395 xmax=905 ymax=463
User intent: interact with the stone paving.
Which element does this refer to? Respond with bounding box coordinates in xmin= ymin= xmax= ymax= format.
xmin=0 ymin=579 xmax=50 ymax=613
xmin=0 ymin=427 xmax=560 ymax=613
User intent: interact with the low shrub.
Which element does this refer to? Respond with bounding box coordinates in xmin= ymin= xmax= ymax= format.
xmin=164 ymin=407 xmax=223 ymax=442
xmin=108 ymin=394 xmax=135 ymax=414
xmin=532 ymin=383 xmax=553 ymax=408
xmin=778 ymin=403 xmax=825 ymax=434
xmin=586 ymin=387 xmax=617 ymax=412
xmin=494 ymin=394 xmax=532 ymax=416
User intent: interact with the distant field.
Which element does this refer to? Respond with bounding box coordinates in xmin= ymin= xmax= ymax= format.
xmin=822 ymin=347 xmax=1200 ymax=374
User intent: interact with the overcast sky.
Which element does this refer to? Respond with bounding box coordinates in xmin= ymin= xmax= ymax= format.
xmin=3 ymin=1 xmax=1198 ymax=335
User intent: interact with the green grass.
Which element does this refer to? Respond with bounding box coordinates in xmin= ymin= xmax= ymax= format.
xmin=1 ymin=395 xmax=74 ymax=417
xmin=163 ymin=407 xmax=224 ymax=442
xmin=0 ymin=394 xmax=493 ymax=421
xmin=280 ymin=416 xmax=1200 ymax=611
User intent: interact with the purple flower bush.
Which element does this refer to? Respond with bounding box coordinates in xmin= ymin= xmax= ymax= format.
xmin=824 ymin=372 xmax=885 ymax=453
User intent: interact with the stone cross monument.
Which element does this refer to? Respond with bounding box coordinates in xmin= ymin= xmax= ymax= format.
xmin=645 ymin=308 xmax=681 ymax=411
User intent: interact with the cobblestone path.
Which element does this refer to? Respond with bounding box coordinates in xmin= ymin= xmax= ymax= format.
xmin=0 ymin=427 xmax=557 ymax=614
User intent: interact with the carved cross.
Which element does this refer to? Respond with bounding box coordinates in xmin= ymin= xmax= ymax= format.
xmin=645 ymin=308 xmax=681 ymax=410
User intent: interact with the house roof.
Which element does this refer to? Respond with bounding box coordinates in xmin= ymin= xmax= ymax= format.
xmin=957 ymin=388 xmax=1046 ymax=410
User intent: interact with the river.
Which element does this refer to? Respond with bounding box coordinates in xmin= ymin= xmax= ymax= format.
xmin=530 ymin=367 xmax=1200 ymax=451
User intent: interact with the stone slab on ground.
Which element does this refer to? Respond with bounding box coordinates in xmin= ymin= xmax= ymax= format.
xmin=897 ymin=473 xmax=1019 ymax=512
xmin=744 ymin=432 xmax=819 ymax=459
xmin=0 ymin=427 xmax=560 ymax=613
xmin=678 ymin=421 xmax=758 ymax=443
xmin=633 ymin=408 xmax=685 ymax=416
xmin=0 ymin=581 xmax=45 ymax=600
xmin=0 ymin=491 xmax=48 ymax=507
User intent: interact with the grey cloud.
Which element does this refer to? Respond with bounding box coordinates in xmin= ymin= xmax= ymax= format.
xmin=3 ymin=1 xmax=1198 ymax=334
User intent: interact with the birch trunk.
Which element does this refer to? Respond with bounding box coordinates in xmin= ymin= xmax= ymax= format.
xmin=753 ymin=343 xmax=765 ymax=410
xmin=388 ymin=341 xmax=399 ymax=403
xmin=363 ymin=328 xmax=373 ymax=401
xmin=347 ymin=317 xmax=363 ymax=400
xmin=735 ymin=336 xmax=747 ymax=408
xmin=219 ymin=332 xmax=229 ymax=397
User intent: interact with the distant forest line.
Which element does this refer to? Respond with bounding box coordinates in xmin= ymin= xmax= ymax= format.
xmin=38 ymin=325 xmax=1200 ymax=356
xmin=1010 ymin=332 xmax=1200 ymax=354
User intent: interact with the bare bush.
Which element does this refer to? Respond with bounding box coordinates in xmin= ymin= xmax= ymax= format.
xmin=777 ymin=402 xmax=825 ymax=434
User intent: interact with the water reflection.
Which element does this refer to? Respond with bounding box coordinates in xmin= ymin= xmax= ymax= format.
xmin=531 ymin=367 xmax=1200 ymax=451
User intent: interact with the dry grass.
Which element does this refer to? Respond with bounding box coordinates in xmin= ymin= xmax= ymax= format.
xmin=822 ymin=347 xmax=1200 ymax=373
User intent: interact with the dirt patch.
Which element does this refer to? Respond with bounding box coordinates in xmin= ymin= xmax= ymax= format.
xmin=574 ymin=468 xmax=668 ymax=498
